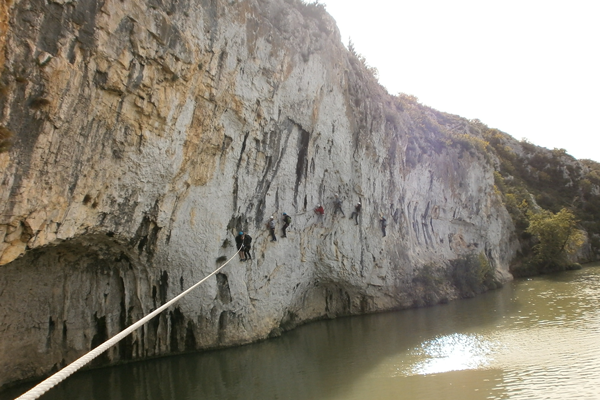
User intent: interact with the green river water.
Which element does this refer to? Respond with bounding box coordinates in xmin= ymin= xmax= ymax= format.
xmin=4 ymin=264 xmax=600 ymax=400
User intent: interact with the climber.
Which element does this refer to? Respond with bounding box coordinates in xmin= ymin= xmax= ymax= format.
xmin=333 ymin=194 xmax=345 ymax=217
xmin=314 ymin=204 xmax=325 ymax=224
xmin=267 ymin=216 xmax=277 ymax=242
xmin=235 ymin=231 xmax=246 ymax=261
xmin=350 ymin=201 xmax=361 ymax=225
xmin=243 ymin=232 xmax=252 ymax=261
xmin=380 ymin=216 xmax=387 ymax=237
xmin=282 ymin=212 xmax=292 ymax=238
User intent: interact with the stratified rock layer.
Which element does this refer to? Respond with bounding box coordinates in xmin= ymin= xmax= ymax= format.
xmin=0 ymin=0 xmax=516 ymax=386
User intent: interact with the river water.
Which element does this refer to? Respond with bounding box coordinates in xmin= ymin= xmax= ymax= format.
xmin=4 ymin=264 xmax=600 ymax=400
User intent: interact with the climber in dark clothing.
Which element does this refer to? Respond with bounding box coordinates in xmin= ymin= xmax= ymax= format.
xmin=267 ymin=216 xmax=277 ymax=242
xmin=235 ymin=231 xmax=246 ymax=261
xmin=350 ymin=202 xmax=361 ymax=225
xmin=243 ymin=233 xmax=252 ymax=261
xmin=333 ymin=194 xmax=345 ymax=217
xmin=380 ymin=216 xmax=387 ymax=237
xmin=282 ymin=212 xmax=291 ymax=238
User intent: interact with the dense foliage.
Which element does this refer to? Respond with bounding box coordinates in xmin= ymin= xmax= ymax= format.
xmin=478 ymin=124 xmax=598 ymax=274
xmin=521 ymin=208 xmax=585 ymax=275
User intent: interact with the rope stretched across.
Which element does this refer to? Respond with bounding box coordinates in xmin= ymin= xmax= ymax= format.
xmin=15 ymin=249 xmax=240 ymax=400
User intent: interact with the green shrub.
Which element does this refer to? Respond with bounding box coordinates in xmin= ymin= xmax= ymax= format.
xmin=290 ymin=0 xmax=327 ymax=19
xmin=449 ymin=253 xmax=498 ymax=297
xmin=412 ymin=263 xmax=446 ymax=306
xmin=413 ymin=263 xmax=443 ymax=290
xmin=347 ymin=39 xmax=380 ymax=82
xmin=449 ymin=134 xmax=489 ymax=156
xmin=510 ymin=258 xmax=540 ymax=278
xmin=525 ymin=208 xmax=585 ymax=272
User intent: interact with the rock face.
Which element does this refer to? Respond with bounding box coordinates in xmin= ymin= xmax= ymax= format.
xmin=0 ymin=0 xmax=517 ymax=387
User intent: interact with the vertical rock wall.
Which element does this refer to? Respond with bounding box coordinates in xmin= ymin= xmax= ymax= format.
xmin=0 ymin=0 xmax=516 ymax=387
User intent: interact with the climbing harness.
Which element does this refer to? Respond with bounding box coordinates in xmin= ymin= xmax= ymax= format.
xmin=14 ymin=248 xmax=241 ymax=400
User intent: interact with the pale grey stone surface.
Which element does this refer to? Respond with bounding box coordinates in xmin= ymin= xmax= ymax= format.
xmin=0 ymin=0 xmax=518 ymax=386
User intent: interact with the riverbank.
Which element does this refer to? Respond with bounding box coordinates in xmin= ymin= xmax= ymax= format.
xmin=4 ymin=263 xmax=599 ymax=400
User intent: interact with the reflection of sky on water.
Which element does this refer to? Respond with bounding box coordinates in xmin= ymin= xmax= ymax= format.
xmin=406 ymin=333 xmax=494 ymax=375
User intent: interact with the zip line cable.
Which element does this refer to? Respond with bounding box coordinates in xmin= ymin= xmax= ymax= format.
xmin=14 ymin=248 xmax=241 ymax=400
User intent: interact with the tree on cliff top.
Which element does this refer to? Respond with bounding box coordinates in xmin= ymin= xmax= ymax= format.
xmin=526 ymin=208 xmax=585 ymax=272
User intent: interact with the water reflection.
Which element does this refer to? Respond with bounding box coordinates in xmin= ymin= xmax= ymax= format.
xmin=3 ymin=265 xmax=600 ymax=400
xmin=408 ymin=333 xmax=494 ymax=375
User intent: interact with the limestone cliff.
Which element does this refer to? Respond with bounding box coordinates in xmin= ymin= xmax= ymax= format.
xmin=0 ymin=0 xmax=518 ymax=387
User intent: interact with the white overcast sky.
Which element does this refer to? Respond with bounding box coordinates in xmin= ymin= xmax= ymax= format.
xmin=319 ymin=0 xmax=600 ymax=162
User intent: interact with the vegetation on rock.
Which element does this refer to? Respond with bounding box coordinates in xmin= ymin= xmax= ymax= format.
xmin=478 ymin=123 xmax=598 ymax=272
xmin=513 ymin=208 xmax=585 ymax=276
xmin=374 ymin=92 xmax=596 ymax=277
xmin=413 ymin=252 xmax=502 ymax=304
